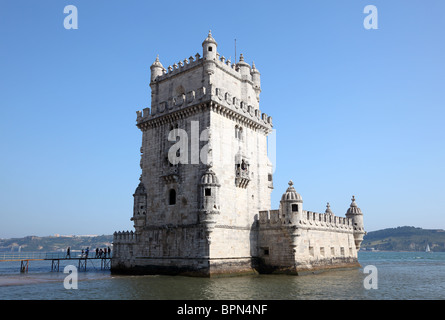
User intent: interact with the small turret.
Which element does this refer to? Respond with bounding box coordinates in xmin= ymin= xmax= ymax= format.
xmin=345 ymin=196 xmax=365 ymax=250
xmin=150 ymin=55 xmax=165 ymax=82
xmin=132 ymin=181 xmax=147 ymax=234
xmin=199 ymin=169 xmax=221 ymax=245
xmin=236 ymin=53 xmax=251 ymax=78
xmin=202 ymin=30 xmax=217 ymax=61
xmin=251 ymin=61 xmax=261 ymax=102
xmin=199 ymin=169 xmax=221 ymax=212
xmin=279 ymin=180 xmax=303 ymax=225
xmin=325 ymin=202 xmax=334 ymax=216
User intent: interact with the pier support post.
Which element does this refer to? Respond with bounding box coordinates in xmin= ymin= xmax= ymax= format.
xmin=51 ymin=259 xmax=60 ymax=272
xmin=101 ymin=258 xmax=111 ymax=270
xmin=78 ymin=258 xmax=87 ymax=271
xmin=20 ymin=260 xmax=29 ymax=273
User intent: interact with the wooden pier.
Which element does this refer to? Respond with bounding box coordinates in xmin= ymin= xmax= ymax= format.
xmin=0 ymin=252 xmax=111 ymax=273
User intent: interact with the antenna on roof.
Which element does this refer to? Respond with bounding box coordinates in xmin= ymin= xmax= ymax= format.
xmin=234 ymin=38 xmax=237 ymax=63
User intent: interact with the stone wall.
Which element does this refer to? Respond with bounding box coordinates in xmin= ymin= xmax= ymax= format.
xmin=257 ymin=209 xmax=360 ymax=274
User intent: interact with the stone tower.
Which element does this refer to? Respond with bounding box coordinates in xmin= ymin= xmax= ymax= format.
xmin=346 ymin=196 xmax=365 ymax=250
xmin=112 ymin=31 xmax=274 ymax=276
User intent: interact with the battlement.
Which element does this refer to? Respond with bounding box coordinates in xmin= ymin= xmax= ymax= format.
xmin=135 ymin=84 xmax=272 ymax=131
xmin=152 ymin=53 xmax=203 ymax=83
xmin=113 ymin=231 xmax=137 ymax=244
xmin=152 ymin=50 xmax=258 ymax=83
xmin=259 ymin=209 xmax=353 ymax=232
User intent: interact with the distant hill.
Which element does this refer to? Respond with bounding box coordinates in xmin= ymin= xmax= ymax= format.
xmin=362 ymin=226 xmax=445 ymax=252
xmin=2 ymin=226 xmax=445 ymax=252
xmin=0 ymin=235 xmax=113 ymax=252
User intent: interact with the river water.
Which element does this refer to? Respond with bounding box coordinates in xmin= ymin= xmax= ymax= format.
xmin=0 ymin=251 xmax=444 ymax=300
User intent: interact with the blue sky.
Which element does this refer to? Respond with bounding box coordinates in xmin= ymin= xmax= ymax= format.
xmin=0 ymin=0 xmax=444 ymax=238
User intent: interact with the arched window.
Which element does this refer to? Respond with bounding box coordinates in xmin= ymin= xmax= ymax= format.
xmin=169 ymin=189 xmax=176 ymax=205
xmin=235 ymin=126 xmax=243 ymax=141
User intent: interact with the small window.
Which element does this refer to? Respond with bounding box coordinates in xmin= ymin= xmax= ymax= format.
xmin=208 ymin=46 xmax=213 ymax=52
xmin=268 ymin=174 xmax=272 ymax=182
xmin=263 ymin=248 xmax=269 ymax=256
xmin=169 ymin=189 xmax=176 ymax=205
xmin=205 ymin=188 xmax=211 ymax=196
xmin=291 ymin=204 xmax=298 ymax=212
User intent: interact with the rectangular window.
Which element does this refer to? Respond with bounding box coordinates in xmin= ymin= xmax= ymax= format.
xmin=291 ymin=204 xmax=298 ymax=212
xmin=205 ymin=188 xmax=211 ymax=196
xmin=320 ymin=247 xmax=325 ymax=257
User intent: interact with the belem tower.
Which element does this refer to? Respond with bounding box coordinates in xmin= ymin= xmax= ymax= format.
xmin=111 ymin=31 xmax=365 ymax=276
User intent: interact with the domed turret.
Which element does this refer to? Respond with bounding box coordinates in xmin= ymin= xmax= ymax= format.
xmin=251 ymin=61 xmax=261 ymax=102
xmin=346 ymin=195 xmax=363 ymax=215
xmin=200 ymin=169 xmax=220 ymax=186
xmin=325 ymin=202 xmax=333 ymax=216
xmin=150 ymin=55 xmax=165 ymax=82
xmin=346 ymin=196 xmax=365 ymax=250
xmin=279 ymin=180 xmax=303 ymax=224
xmin=202 ymin=30 xmax=217 ymax=60
xmin=199 ymin=169 xmax=221 ymax=214
xmin=132 ymin=182 xmax=147 ymax=233
xmin=134 ymin=181 xmax=146 ymax=195
xmin=281 ymin=180 xmax=303 ymax=202
xmin=236 ymin=53 xmax=251 ymax=78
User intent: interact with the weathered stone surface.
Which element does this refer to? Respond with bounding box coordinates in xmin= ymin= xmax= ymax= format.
xmin=111 ymin=31 xmax=365 ymax=277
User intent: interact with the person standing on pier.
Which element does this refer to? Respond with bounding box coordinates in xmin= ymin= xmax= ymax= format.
xmin=66 ymin=247 xmax=71 ymax=259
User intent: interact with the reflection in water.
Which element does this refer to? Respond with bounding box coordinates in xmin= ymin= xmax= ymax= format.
xmin=93 ymin=269 xmax=367 ymax=300
xmin=2 ymin=252 xmax=445 ymax=299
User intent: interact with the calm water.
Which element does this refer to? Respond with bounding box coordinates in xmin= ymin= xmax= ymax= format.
xmin=0 ymin=251 xmax=444 ymax=300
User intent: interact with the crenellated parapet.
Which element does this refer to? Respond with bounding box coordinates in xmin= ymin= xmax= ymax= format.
xmin=136 ymin=85 xmax=272 ymax=132
xmin=150 ymin=51 xmax=258 ymax=85
xmin=259 ymin=209 xmax=354 ymax=232
xmin=299 ymin=210 xmax=353 ymax=231
xmin=113 ymin=231 xmax=137 ymax=244
xmin=151 ymin=53 xmax=203 ymax=83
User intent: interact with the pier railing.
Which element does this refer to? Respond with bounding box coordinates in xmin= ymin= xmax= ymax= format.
xmin=0 ymin=251 xmax=112 ymax=261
